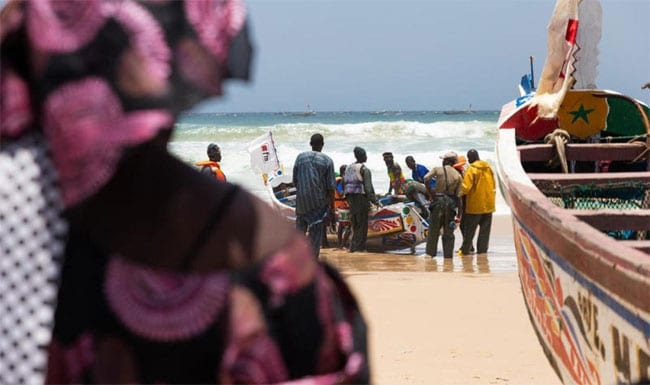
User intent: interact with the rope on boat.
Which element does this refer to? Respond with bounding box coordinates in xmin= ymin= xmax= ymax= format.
xmin=544 ymin=128 xmax=570 ymax=173
xmin=628 ymin=137 xmax=650 ymax=164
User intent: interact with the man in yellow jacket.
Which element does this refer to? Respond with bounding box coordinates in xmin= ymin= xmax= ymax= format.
xmin=459 ymin=149 xmax=495 ymax=255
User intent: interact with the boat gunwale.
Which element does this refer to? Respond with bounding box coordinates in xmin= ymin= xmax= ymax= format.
xmin=496 ymin=128 xmax=650 ymax=314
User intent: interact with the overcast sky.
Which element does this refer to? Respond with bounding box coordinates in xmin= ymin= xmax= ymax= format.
xmin=198 ymin=0 xmax=650 ymax=113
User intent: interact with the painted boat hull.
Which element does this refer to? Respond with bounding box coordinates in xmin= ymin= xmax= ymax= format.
xmin=496 ymin=126 xmax=650 ymax=385
xmin=267 ymin=184 xmax=429 ymax=253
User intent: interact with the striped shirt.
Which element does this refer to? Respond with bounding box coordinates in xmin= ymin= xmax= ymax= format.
xmin=292 ymin=151 xmax=335 ymax=214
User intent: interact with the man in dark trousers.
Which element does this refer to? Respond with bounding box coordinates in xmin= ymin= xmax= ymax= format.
xmin=423 ymin=152 xmax=463 ymax=258
xmin=343 ymin=146 xmax=377 ymax=253
xmin=292 ymin=133 xmax=336 ymax=258
xmin=459 ymin=149 xmax=496 ymax=255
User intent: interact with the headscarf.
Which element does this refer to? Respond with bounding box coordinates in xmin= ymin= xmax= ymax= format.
xmin=0 ymin=1 xmax=252 ymax=383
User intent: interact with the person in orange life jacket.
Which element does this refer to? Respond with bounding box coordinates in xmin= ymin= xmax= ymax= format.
xmin=453 ymin=155 xmax=467 ymax=175
xmin=196 ymin=143 xmax=226 ymax=182
xmin=334 ymin=165 xmax=351 ymax=249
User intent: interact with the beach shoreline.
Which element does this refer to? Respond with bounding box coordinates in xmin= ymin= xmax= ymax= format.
xmin=320 ymin=212 xmax=562 ymax=385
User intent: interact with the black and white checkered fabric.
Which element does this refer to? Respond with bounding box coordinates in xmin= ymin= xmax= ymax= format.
xmin=0 ymin=133 xmax=68 ymax=385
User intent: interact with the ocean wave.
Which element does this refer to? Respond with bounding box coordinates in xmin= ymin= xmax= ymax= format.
xmin=173 ymin=119 xmax=496 ymax=142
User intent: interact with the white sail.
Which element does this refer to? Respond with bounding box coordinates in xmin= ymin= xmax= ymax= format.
xmin=573 ymin=0 xmax=601 ymax=89
xmin=532 ymin=0 xmax=602 ymax=118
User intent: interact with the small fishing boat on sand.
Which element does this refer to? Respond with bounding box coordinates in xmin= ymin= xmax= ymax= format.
xmin=247 ymin=132 xmax=429 ymax=254
xmin=495 ymin=1 xmax=650 ymax=384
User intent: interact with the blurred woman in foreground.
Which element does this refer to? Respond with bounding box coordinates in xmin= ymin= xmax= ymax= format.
xmin=0 ymin=1 xmax=369 ymax=383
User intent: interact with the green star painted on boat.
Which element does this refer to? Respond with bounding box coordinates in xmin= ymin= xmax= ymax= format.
xmin=569 ymin=103 xmax=595 ymax=124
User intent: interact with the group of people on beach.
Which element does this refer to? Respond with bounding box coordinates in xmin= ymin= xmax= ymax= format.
xmin=289 ymin=133 xmax=497 ymax=259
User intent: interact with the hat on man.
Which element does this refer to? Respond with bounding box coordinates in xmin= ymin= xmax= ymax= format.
xmin=440 ymin=151 xmax=458 ymax=160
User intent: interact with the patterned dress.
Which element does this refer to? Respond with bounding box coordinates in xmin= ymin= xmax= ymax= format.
xmin=0 ymin=1 xmax=369 ymax=384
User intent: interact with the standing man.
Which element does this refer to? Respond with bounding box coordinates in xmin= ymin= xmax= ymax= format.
xmin=459 ymin=149 xmax=496 ymax=255
xmin=196 ymin=143 xmax=226 ymax=182
xmin=292 ymin=133 xmax=336 ymax=258
xmin=382 ymin=152 xmax=406 ymax=195
xmin=344 ymin=147 xmax=377 ymax=253
xmin=423 ymin=152 xmax=463 ymax=258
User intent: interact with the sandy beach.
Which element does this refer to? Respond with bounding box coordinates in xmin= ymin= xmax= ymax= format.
xmin=320 ymin=214 xmax=562 ymax=385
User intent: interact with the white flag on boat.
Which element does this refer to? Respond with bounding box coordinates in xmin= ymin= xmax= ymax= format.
xmin=247 ymin=131 xmax=292 ymax=187
xmin=532 ymin=0 xmax=601 ymax=118
xmin=247 ymin=131 xmax=280 ymax=174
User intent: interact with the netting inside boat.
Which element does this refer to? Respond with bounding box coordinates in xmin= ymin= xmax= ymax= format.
xmin=545 ymin=186 xmax=645 ymax=210
xmin=537 ymin=181 xmax=650 ymax=240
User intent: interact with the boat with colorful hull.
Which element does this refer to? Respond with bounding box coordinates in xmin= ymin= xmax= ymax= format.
xmin=248 ymin=132 xmax=429 ymax=253
xmin=495 ymin=1 xmax=650 ymax=384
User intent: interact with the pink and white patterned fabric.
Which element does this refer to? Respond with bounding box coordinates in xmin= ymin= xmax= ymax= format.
xmin=3 ymin=0 xmax=249 ymax=207
xmin=0 ymin=134 xmax=68 ymax=385
xmin=1 ymin=0 xmax=251 ymax=383
xmin=43 ymin=77 xmax=173 ymax=206
xmin=26 ymin=0 xmax=106 ymax=53
xmin=0 ymin=69 xmax=33 ymax=138
xmin=1 ymin=0 xmax=369 ymax=384
xmin=105 ymin=256 xmax=230 ymax=341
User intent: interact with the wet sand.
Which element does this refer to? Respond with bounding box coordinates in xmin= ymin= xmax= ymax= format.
xmin=320 ymin=214 xmax=562 ymax=385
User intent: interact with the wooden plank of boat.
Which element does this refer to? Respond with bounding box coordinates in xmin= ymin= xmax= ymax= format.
xmin=566 ymin=209 xmax=650 ymax=231
xmin=618 ymin=240 xmax=650 ymax=254
xmin=517 ymin=142 xmax=648 ymax=162
xmin=528 ymin=171 xmax=650 ymax=185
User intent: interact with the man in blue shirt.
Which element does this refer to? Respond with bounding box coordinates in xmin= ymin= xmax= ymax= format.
xmin=292 ymin=133 xmax=336 ymax=258
xmin=404 ymin=155 xmax=433 ymax=218
xmin=405 ymin=155 xmax=430 ymax=184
